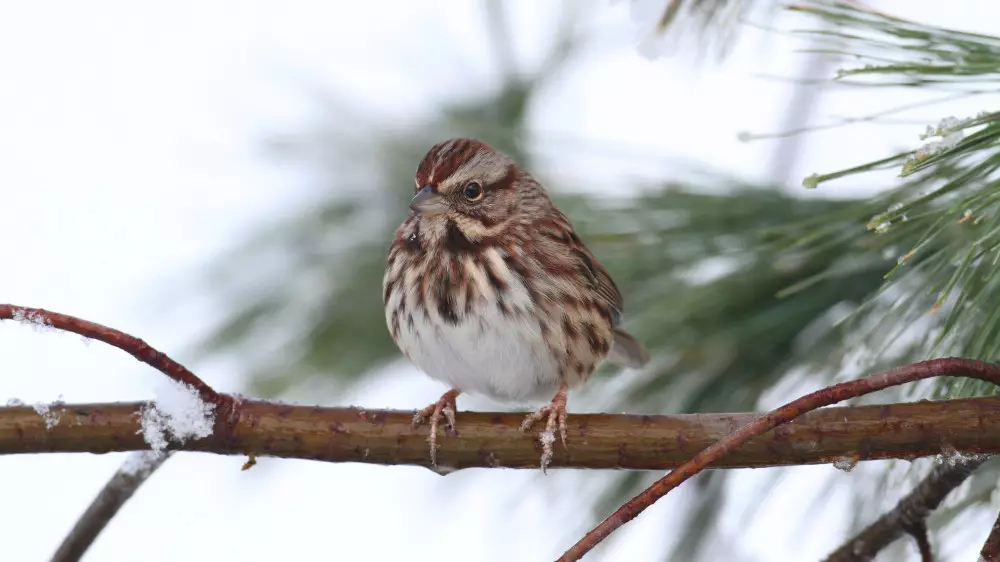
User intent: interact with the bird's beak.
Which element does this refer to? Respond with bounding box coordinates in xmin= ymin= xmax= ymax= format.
xmin=409 ymin=185 xmax=448 ymax=215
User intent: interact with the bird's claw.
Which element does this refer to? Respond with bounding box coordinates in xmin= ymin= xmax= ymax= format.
xmin=519 ymin=387 xmax=568 ymax=473
xmin=412 ymin=389 xmax=460 ymax=466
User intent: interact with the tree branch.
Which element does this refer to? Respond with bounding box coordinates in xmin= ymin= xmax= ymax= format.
xmin=6 ymin=305 xmax=1000 ymax=561
xmin=4 ymin=396 xmax=1000 ymax=470
xmin=1 ymin=302 xmax=233 ymax=562
xmin=560 ymin=358 xmax=1000 ymax=561
xmin=822 ymin=456 xmax=988 ymax=562
xmin=0 ymin=304 xmax=226 ymax=408
xmin=50 ymin=451 xmax=173 ymax=562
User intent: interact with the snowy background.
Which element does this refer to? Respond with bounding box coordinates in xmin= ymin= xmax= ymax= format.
xmin=2 ymin=1 xmax=998 ymax=560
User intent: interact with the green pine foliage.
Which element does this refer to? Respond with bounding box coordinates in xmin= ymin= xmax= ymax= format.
xmin=787 ymin=2 xmax=1000 ymax=399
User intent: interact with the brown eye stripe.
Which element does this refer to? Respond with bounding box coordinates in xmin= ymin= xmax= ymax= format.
xmin=491 ymin=164 xmax=517 ymax=191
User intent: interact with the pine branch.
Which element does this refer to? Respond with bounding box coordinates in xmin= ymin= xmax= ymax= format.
xmin=822 ymin=457 xmax=988 ymax=562
xmin=779 ymin=2 xmax=1000 ymax=400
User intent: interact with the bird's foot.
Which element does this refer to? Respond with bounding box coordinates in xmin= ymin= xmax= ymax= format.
xmin=519 ymin=385 xmax=568 ymax=473
xmin=412 ymin=389 xmax=460 ymax=466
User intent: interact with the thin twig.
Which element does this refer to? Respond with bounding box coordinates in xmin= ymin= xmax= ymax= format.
xmin=50 ymin=452 xmax=174 ymax=562
xmin=0 ymin=304 xmax=224 ymax=406
xmin=5 ymin=397 xmax=1000 ymax=469
xmin=558 ymin=358 xmax=1000 ymax=561
xmin=1 ymin=303 xmax=231 ymax=562
xmin=822 ymin=457 xmax=988 ymax=562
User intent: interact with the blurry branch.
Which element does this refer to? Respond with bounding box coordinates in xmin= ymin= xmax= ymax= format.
xmin=764 ymin=29 xmax=835 ymax=186
xmin=560 ymin=358 xmax=1000 ymax=562
xmin=633 ymin=0 xmax=877 ymax=57
xmin=534 ymin=2 xmax=584 ymax=81
xmin=5 ymin=396 xmax=1000 ymax=471
xmin=50 ymin=452 xmax=173 ymax=562
xmin=484 ymin=0 xmax=517 ymax=81
xmin=982 ymin=509 xmax=1000 ymax=562
xmin=640 ymin=0 xmax=760 ymax=57
xmin=822 ymin=457 xmax=989 ymax=562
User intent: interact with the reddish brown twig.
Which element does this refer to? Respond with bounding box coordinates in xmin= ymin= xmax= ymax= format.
xmin=1 ymin=304 xmax=231 ymax=562
xmin=0 ymin=304 xmax=224 ymax=406
xmin=982 ymin=508 xmax=1000 ymax=562
xmin=50 ymin=452 xmax=173 ymax=562
xmin=558 ymin=358 xmax=1000 ymax=562
xmin=822 ymin=456 xmax=988 ymax=562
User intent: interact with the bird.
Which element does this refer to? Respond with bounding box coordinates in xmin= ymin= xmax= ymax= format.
xmin=382 ymin=137 xmax=649 ymax=470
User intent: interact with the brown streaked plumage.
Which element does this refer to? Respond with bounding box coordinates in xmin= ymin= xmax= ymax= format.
xmin=383 ymin=138 xmax=649 ymax=469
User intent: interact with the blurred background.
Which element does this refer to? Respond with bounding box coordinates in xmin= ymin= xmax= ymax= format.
xmin=2 ymin=0 xmax=1000 ymax=560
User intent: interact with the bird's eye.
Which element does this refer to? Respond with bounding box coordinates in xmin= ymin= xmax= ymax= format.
xmin=463 ymin=182 xmax=484 ymax=201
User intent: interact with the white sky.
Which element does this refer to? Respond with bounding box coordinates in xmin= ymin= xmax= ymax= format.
xmin=1 ymin=1 xmax=999 ymax=560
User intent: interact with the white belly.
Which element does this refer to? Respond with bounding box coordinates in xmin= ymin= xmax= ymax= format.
xmin=395 ymin=303 xmax=562 ymax=403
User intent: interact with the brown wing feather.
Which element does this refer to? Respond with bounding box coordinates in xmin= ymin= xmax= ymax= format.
xmin=570 ymin=234 xmax=649 ymax=367
xmin=571 ymin=245 xmax=624 ymax=326
xmin=532 ymin=210 xmax=624 ymax=325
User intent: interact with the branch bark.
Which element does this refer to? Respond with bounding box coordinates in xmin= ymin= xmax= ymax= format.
xmin=4 ymin=397 xmax=1000 ymax=470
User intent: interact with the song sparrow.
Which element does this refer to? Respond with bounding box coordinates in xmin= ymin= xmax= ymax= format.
xmin=383 ymin=138 xmax=649 ymax=470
